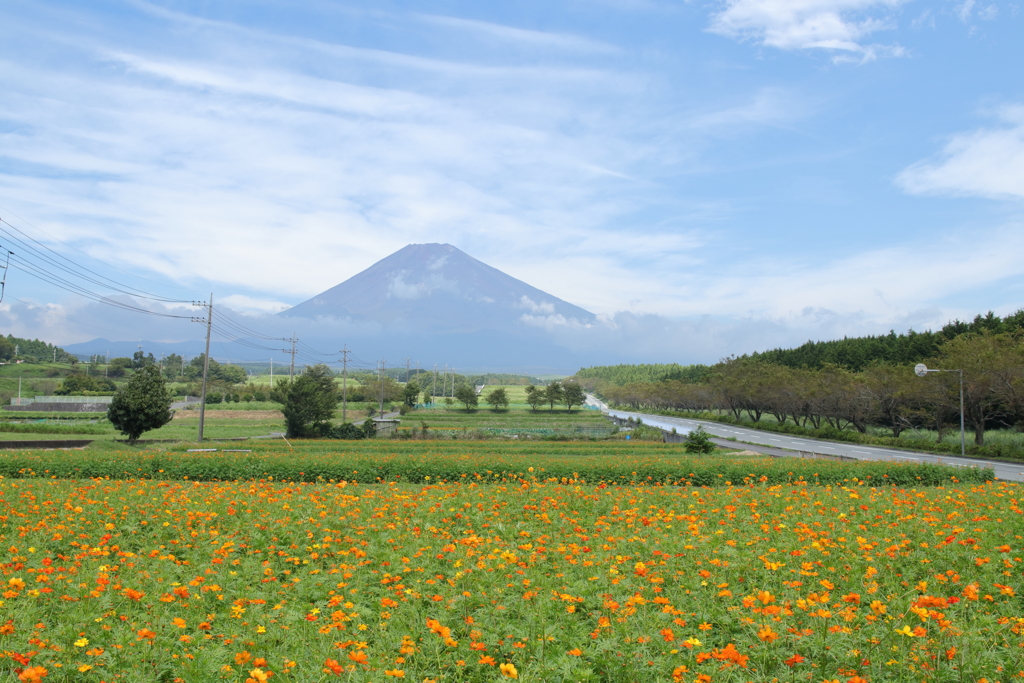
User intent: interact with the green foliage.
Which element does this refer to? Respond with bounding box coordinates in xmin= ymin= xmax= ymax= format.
xmin=106 ymin=365 xmax=173 ymax=441
xmin=108 ymin=357 xmax=133 ymax=377
xmin=562 ymin=382 xmax=586 ymax=411
xmin=524 ymin=385 xmax=543 ymax=411
xmin=0 ymin=441 xmax=992 ymax=486
xmin=403 ymin=381 xmax=420 ymax=408
xmin=0 ymin=422 xmax=108 ymax=435
xmin=574 ymin=363 xmax=711 ymax=386
xmin=184 ymin=354 xmax=247 ymax=384
xmin=162 ymin=353 xmax=184 ymax=380
xmin=683 ymin=426 xmax=716 ymax=454
xmin=361 ymin=417 xmax=377 ymax=438
xmin=484 ymin=387 xmax=509 ymax=411
xmin=454 ymin=384 xmax=478 ymax=411
xmin=278 ymin=364 xmax=339 ymax=438
xmin=544 ymin=381 xmax=564 ymax=411
xmin=0 ymin=337 xmax=15 ymax=361
xmin=2 ymin=334 xmax=73 ymax=362
xmin=54 ymin=373 xmax=117 ymax=395
xmin=132 ymin=350 xmax=157 ymax=369
xmin=749 ymin=308 xmax=1024 ymax=371
xmin=330 ymin=422 xmax=366 ymax=440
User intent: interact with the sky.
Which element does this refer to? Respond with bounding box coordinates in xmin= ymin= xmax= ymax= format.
xmin=0 ymin=0 xmax=1022 ymax=364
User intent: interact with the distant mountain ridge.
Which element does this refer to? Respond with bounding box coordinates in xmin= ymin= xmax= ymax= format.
xmin=63 ymin=244 xmax=604 ymax=373
xmin=280 ymin=243 xmax=595 ymax=333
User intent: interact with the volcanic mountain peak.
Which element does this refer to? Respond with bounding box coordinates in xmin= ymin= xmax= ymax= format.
xmin=280 ymin=243 xmax=595 ymax=333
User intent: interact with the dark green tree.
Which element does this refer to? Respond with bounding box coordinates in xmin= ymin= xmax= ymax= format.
xmin=484 ymin=387 xmax=509 ymax=411
xmin=524 ymin=385 xmax=543 ymax=411
xmin=403 ymin=381 xmax=421 ymax=408
xmin=0 ymin=337 xmax=15 ymax=361
xmin=454 ymin=384 xmax=478 ymax=412
xmin=162 ymin=353 xmax=184 ymax=380
xmin=683 ymin=426 xmax=716 ymax=454
xmin=278 ymin=364 xmax=339 ymax=437
xmin=108 ymin=357 xmax=133 ymax=377
xmin=107 ymin=365 xmax=173 ymax=441
xmin=132 ymin=351 xmax=157 ymax=369
xmin=544 ymin=382 xmax=564 ymax=412
xmin=562 ymin=382 xmax=586 ymax=411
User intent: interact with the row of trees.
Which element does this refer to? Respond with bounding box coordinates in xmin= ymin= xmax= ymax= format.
xmin=750 ymin=310 xmax=1024 ymax=372
xmin=587 ymin=332 xmax=1024 ymax=446
xmin=524 ymin=382 xmax=586 ymax=412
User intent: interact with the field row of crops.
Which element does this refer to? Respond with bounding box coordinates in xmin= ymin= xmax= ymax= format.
xmin=0 ymin=463 xmax=1020 ymax=682
xmin=0 ymin=441 xmax=992 ymax=487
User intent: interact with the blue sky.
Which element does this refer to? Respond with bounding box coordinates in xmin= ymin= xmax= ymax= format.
xmin=1 ymin=0 xmax=1022 ymax=361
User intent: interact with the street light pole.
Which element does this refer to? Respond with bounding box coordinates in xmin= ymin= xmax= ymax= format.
xmin=915 ymin=364 xmax=965 ymax=457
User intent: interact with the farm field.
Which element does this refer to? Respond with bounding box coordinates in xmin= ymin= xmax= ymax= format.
xmin=409 ymin=405 xmax=608 ymax=434
xmin=0 ymin=444 xmax=1011 ymax=683
xmin=0 ymin=403 xmax=601 ymax=444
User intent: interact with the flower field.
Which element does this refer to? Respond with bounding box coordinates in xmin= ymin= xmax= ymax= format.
xmin=0 ymin=445 xmax=1018 ymax=682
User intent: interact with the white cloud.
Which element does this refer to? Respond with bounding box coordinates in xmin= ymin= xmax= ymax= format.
xmin=415 ymin=14 xmax=620 ymax=54
xmin=387 ymin=272 xmax=458 ymax=300
xmin=707 ymin=0 xmax=907 ymax=61
xmin=517 ymin=296 xmax=556 ymax=315
xmin=955 ymin=0 xmax=977 ymax=21
xmin=219 ymin=294 xmax=291 ymax=314
xmin=898 ymin=105 xmax=1024 ymax=199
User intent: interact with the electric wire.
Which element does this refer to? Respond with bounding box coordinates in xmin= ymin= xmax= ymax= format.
xmin=0 ymin=218 xmax=191 ymax=303
xmin=0 ymin=202 xmax=196 ymax=295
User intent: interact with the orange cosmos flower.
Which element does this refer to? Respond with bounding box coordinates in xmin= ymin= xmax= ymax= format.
xmin=136 ymin=628 xmax=156 ymax=641
xmin=245 ymin=668 xmax=271 ymax=683
xmin=478 ymin=655 xmax=496 ymax=666
xmin=17 ymin=667 xmax=47 ymax=682
xmin=568 ymin=648 xmax=582 ymax=656
xmin=347 ymin=651 xmax=368 ymax=665
xmin=499 ymin=663 xmax=518 ymax=678
xmin=384 ymin=670 xmax=405 ymax=678
xmin=785 ymin=654 xmax=805 ymax=667
xmin=235 ymin=652 xmax=252 ymax=665
xmin=323 ymin=658 xmax=344 ymax=675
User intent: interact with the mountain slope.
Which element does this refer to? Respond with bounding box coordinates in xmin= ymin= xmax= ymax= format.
xmin=280 ymin=243 xmax=595 ymax=334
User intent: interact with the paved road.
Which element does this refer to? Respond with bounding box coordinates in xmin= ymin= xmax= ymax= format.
xmin=606 ymin=408 xmax=1024 ymax=482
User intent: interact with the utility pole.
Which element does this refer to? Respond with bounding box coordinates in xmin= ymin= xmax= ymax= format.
xmin=284 ymin=334 xmax=297 ymax=379
xmin=432 ymin=363 xmax=437 ymax=400
xmin=340 ymin=345 xmax=350 ymax=423
xmin=193 ymin=294 xmax=214 ymax=442
xmin=378 ymin=360 xmax=386 ymax=418
xmin=450 ymin=366 xmax=456 ymax=397
xmin=404 ymin=357 xmax=411 ymax=383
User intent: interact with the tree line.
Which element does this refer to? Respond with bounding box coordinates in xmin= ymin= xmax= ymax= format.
xmin=576 ymin=330 xmax=1024 ymax=446
xmin=749 ymin=310 xmax=1024 ymax=371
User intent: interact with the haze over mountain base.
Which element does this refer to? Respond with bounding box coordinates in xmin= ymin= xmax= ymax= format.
xmin=19 ymin=242 xmax=953 ymax=373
